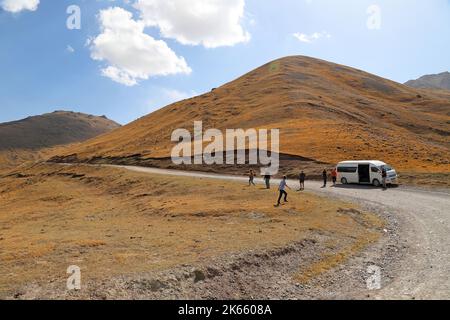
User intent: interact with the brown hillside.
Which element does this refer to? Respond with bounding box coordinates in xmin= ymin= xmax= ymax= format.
xmin=0 ymin=111 xmax=120 ymax=169
xmin=52 ymin=56 xmax=450 ymax=173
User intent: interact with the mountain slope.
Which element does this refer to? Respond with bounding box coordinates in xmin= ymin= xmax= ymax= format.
xmin=405 ymin=72 xmax=450 ymax=91
xmin=51 ymin=56 xmax=450 ymax=173
xmin=0 ymin=111 xmax=120 ymax=169
xmin=0 ymin=111 xmax=120 ymax=150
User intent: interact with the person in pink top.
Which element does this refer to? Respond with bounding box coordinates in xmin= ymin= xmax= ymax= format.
xmin=331 ymin=168 xmax=338 ymax=186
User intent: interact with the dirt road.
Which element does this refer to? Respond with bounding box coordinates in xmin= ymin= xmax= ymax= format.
xmin=114 ymin=165 xmax=450 ymax=299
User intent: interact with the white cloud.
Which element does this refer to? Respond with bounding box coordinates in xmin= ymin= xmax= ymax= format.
xmin=66 ymin=45 xmax=75 ymax=53
xmin=293 ymin=31 xmax=331 ymax=43
xmin=0 ymin=0 xmax=39 ymax=13
xmin=134 ymin=0 xmax=250 ymax=48
xmin=90 ymin=7 xmax=191 ymax=86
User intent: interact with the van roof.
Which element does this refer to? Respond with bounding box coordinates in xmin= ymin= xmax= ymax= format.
xmin=337 ymin=160 xmax=387 ymax=166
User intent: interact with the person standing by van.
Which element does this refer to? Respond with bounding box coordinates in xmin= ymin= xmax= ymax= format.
xmin=322 ymin=169 xmax=328 ymax=188
xmin=275 ymin=176 xmax=291 ymax=207
xmin=299 ymin=171 xmax=306 ymax=191
xmin=381 ymin=167 xmax=387 ymax=190
xmin=331 ymin=168 xmax=337 ymax=186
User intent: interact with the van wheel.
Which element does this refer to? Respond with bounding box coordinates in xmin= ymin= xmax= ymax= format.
xmin=341 ymin=178 xmax=348 ymax=185
xmin=373 ymin=179 xmax=381 ymax=187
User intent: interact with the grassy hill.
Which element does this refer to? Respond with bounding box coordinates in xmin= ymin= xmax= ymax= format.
xmin=50 ymin=56 xmax=450 ymax=175
xmin=0 ymin=111 xmax=120 ymax=170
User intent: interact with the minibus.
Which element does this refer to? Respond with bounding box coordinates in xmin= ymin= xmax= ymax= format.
xmin=336 ymin=160 xmax=398 ymax=187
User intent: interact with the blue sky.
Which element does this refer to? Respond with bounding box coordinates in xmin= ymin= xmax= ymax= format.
xmin=1 ymin=0 xmax=449 ymax=125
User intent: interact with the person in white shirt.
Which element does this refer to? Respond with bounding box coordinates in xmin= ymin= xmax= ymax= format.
xmin=275 ymin=176 xmax=291 ymax=207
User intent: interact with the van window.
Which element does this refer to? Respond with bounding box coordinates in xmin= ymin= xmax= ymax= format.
xmin=371 ymin=167 xmax=380 ymax=173
xmin=337 ymin=166 xmax=357 ymax=173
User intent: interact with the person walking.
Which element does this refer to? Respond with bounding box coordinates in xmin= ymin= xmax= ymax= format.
xmin=331 ymin=168 xmax=337 ymax=187
xmin=263 ymin=173 xmax=271 ymax=189
xmin=381 ymin=167 xmax=387 ymax=190
xmin=248 ymin=169 xmax=256 ymax=186
xmin=275 ymin=176 xmax=291 ymax=207
xmin=322 ymin=169 xmax=328 ymax=188
xmin=299 ymin=171 xmax=306 ymax=191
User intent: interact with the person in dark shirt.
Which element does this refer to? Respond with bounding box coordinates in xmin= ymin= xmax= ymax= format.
xmin=264 ymin=173 xmax=271 ymax=189
xmin=322 ymin=169 xmax=328 ymax=188
xmin=299 ymin=171 xmax=306 ymax=191
xmin=381 ymin=167 xmax=387 ymax=190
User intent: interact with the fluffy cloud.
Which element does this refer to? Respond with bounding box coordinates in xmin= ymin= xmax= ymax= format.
xmin=90 ymin=7 xmax=191 ymax=86
xmin=0 ymin=0 xmax=39 ymax=13
xmin=134 ymin=0 xmax=250 ymax=48
xmin=293 ymin=31 xmax=331 ymax=43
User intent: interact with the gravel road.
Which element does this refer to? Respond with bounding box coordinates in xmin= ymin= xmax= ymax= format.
xmin=110 ymin=165 xmax=450 ymax=299
xmin=311 ymin=179 xmax=450 ymax=299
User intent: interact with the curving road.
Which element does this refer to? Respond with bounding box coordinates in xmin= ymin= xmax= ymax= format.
xmin=111 ymin=165 xmax=450 ymax=299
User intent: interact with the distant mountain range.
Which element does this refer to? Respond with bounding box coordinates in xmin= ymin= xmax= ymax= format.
xmin=0 ymin=111 xmax=120 ymax=169
xmin=0 ymin=111 xmax=120 ymax=151
xmin=405 ymin=72 xmax=450 ymax=91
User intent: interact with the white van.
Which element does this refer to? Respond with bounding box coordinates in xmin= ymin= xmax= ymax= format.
xmin=336 ymin=160 xmax=398 ymax=187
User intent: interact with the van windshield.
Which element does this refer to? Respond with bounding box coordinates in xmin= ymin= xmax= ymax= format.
xmin=382 ymin=165 xmax=393 ymax=171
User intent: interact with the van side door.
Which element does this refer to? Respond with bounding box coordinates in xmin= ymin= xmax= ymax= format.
xmin=337 ymin=165 xmax=359 ymax=183
xmin=370 ymin=165 xmax=381 ymax=183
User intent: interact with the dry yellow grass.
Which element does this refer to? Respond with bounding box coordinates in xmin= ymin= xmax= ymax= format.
xmin=0 ymin=148 xmax=57 ymax=171
xmin=0 ymin=163 xmax=383 ymax=297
